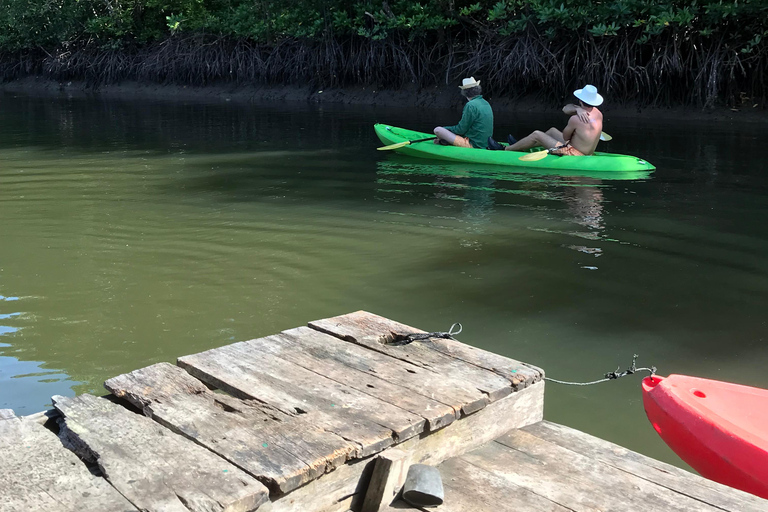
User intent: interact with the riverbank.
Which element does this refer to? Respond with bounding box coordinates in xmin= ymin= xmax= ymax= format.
xmin=3 ymin=77 xmax=767 ymax=123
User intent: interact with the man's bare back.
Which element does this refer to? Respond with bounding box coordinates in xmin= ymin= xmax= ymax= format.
xmin=563 ymin=105 xmax=602 ymax=155
xmin=498 ymin=84 xmax=605 ymax=156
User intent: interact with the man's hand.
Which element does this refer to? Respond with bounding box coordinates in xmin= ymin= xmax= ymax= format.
xmin=563 ymin=103 xmax=590 ymax=123
xmin=575 ymin=107 xmax=590 ymax=124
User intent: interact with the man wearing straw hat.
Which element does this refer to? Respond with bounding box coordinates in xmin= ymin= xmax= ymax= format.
xmin=490 ymin=84 xmax=604 ymax=156
xmin=433 ymin=77 xmax=494 ymax=149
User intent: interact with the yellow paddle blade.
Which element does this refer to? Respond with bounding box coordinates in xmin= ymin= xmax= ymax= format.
xmin=519 ymin=150 xmax=549 ymax=162
xmin=377 ymin=141 xmax=411 ymax=151
xmin=600 ymin=131 xmax=613 ymax=142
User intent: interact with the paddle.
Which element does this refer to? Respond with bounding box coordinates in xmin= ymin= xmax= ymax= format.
xmin=377 ymin=137 xmax=437 ymax=151
xmin=519 ymin=131 xmax=613 ymax=161
xmin=519 ymin=150 xmax=550 ymax=162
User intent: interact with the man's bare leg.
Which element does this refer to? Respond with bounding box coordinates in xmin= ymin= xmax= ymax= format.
xmin=506 ymin=130 xmax=561 ymax=151
xmin=546 ymin=128 xmax=565 ymax=143
xmin=433 ymin=127 xmax=457 ymax=145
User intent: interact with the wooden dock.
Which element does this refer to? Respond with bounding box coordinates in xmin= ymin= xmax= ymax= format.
xmin=1 ymin=311 xmax=765 ymax=512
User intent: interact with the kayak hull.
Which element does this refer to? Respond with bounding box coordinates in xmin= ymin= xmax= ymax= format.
xmin=642 ymin=374 xmax=768 ymax=499
xmin=375 ymin=124 xmax=655 ymax=173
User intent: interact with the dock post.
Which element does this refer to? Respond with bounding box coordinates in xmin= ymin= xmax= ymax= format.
xmin=361 ymin=449 xmax=411 ymax=512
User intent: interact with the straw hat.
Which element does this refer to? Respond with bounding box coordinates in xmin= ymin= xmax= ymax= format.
xmin=459 ymin=77 xmax=481 ymax=89
xmin=573 ymin=84 xmax=604 ymax=106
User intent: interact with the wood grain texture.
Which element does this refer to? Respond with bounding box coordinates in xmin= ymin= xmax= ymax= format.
xmin=178 ymin=341 xmax=426 ymax=455
xmin=246 ymin=330 xmax=458 ymax=430
xmin=105 ymin=362 xmax=357 ymax=495
xmin=479 ymin=428 xmax=728 ymax=512
xmin=278 ymin=327 xmax=489 ymax=417
xmin=309 ymin=311 xmax=544 ymax=389
xmin=395 ymin=380 xmax=544 ymax=467
xmin=267 ymin=383 xmax=543 ymax=512
xmin=308 ymin=311 xmax=516 ymax=400
xmin=522 ymin=421 xmax=768 ymax=512
xmin=360 ymin=450 xmax=410 ymax=512
xmin=0 ymin=413 xmax=138 ymax=512
xmin=53 ymin=393 xmax=269 ymax=512
xmin=267 ymin=457 xmax=371 ymax=512
xmin=436 ymin=456 xmax=569 ymax=511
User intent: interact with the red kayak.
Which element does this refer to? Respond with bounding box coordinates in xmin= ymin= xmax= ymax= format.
xmin=642 ymin=374 xmax=768 ymax=499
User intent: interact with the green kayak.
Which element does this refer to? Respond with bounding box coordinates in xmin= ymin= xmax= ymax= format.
xmin=374 ymin=124 xmax=655 ymax=173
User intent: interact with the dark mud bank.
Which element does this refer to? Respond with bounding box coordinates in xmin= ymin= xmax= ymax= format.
xmin=2 ymin=77 xmax=767 ymax=123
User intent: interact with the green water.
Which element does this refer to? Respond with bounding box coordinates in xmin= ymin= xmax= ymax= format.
xmin=1 ymin=92 xmax=767 ymax=470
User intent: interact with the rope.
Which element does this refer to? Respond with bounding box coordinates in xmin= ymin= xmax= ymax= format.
xmin=387 ymin=323 xmax=463 ymax=346
xmin=387 ymin=327 xmax=656 ymax=388
xmin=545 ymin=354 xmax=656 ymax=386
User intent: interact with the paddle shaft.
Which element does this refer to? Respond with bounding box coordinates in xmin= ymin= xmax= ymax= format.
xmin=402 ymin=136 xmax=437 ymax=146
xmin=377 ymin=136 xmax=437 ymax=151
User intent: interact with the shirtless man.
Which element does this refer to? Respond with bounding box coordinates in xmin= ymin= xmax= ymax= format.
xmin=497 ymin=85 xmax=603 ymax=156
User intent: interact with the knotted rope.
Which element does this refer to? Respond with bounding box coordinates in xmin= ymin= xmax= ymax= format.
xmin=387 ymin=323 xmax=463 ymax=346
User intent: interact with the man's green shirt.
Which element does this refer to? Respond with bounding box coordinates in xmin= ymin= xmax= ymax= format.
xmin=444 ymin=95 xmax=494 ymax=149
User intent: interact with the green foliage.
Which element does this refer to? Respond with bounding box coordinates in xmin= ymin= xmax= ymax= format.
xmin=0 ymin=0 xmax=764 ymax=107
xmin=0 ymin=0 xmax=765 ymax=64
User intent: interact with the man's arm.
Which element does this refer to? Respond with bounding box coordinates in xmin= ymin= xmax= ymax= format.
xmin=444 ymin=103 xmax=476 ymax=135
xmin=563 ymin=104 xmax=589 ymax=123
xmin=562 ymin=115 xmax=579 ymax=142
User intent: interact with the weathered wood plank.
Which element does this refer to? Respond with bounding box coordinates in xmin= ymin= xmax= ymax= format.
xmin=435 ymin=456 xmax=570 ymax=512
xmin=278 ymin=327 xmax=489 ymax=417
xmin=471 ymin=429 xmax=727 ymax=511
xmin=310 ymin=311 xmax=543 ymax=389
xmin=53 ymin=393 xmax=269 ymax=512
xmin=308 ymin=311 xmax=515 ymax=400
xmin=361 ymin=450 xmax=410 ymax=512
xmin=23 ymin=409 xmax=61 ymax=425
xmin=380 ymin=504 xmax=419 ymax=511
xmin=178 ymin=342 xmax=425 ymax=455
xmin=105 ymin=362 xmax=358 ymax=495
xmin=0 ymin=412 xmax=138 ymax=512
xmin=394 ymin=380 xmax=544 ymax=467
xmin=523 ymin=421 xmax=768 ymax=512
xmin=309 ymin=311 xmax=544 ymax=389
xmin=0 ymin=408 xmax=16 ymax=420
xmin=267 ymin=457 xmax=371 ymax=512
xmin=249 ymin=331 xmax=457 ymax=430
xmin=267 ymin=382 xmax=544 ymax=512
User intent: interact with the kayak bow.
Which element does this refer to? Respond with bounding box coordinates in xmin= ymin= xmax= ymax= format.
xmin=642 ymin=374 xmax=768 ymax=499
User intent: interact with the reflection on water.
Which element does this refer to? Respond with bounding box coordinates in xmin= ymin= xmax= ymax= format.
xmin=375 ymin=160 xmax=634 ymax=261
xmin=562 ymin=180 xmax=605 ymax=267
xmin=1 ymin=93 xmax=767 ymax=473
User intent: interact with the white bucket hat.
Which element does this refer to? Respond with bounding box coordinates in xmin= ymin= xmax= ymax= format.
xmin=574 ymin=84 xmax=604 ymax=106
xmin=459 ymin=77 xmax=481 ymax=89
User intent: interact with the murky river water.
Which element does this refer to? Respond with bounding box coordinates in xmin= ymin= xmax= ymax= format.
xmin=1 ymin=91 xmax=766 ymax=469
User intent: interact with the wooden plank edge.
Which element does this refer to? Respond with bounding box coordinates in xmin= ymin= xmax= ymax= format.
xmin=266 ymin=381 xmax=544 ymax=512
xmin=23 ymin=408 xmax=61 ymax=425
xmin=259 ymin=334 xmax=455 ymax=433
xmin=523 ymin=420 xmax=768 ymax=512
xmin=307 ymin=311 xmax=544 ymax=390
xmin=176 ymin=357 xmax=383 ymax=459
